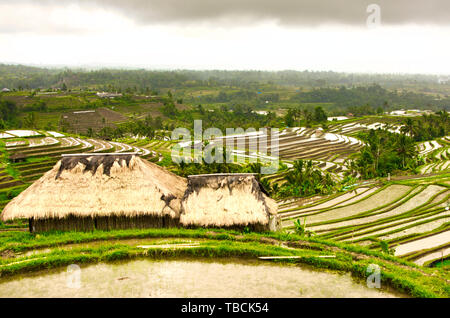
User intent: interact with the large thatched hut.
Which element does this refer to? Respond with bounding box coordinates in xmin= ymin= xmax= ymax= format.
xmin=1 ymin=153 xmax=187 ymax=232
xmin=180 ymin=174 xmax=279 ymax=232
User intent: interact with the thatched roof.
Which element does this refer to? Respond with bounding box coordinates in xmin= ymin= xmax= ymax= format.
xmin=180 ymin=174 xmax=279 ymax=231
xmin=1 ymin=154 xmax=187 ymax=221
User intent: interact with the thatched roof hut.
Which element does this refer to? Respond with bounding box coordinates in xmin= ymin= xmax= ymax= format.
xmin=180 ymin=174 xmax=279 ymax=232
xmin=1 ymin=153 xmax=187 ymax=232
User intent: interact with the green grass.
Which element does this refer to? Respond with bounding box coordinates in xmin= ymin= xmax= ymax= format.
xmin=21 ymin=156 xmax=53 ymax=164
xmin=433 ymin=259 xmax=450 ymax=268
xmin=0 ymin=185 xmax=29 ymax=201
xmin=0 ymin=227 xmax=448 ymax=297
xmin=4 ymin=165 xmax=20 ymax=179
xmin=156 ymin=153 xmax=173 ymax=167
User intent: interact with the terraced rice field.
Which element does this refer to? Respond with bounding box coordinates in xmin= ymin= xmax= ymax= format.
xmin=179 ymin=118 xmax=441 ymax=185
xmin=326 ymin=119 xmax=450 ymax=177
xmin=419 ymin=137 xmax=450 ymax=174
xmin=328 ymin=120 xmax=404 ymax=136
xmin=201 ymin=121 xmax=448 ymax=186
xmin=282 ymin=184 xmax=412 ymax=226
xmin=208 ymin=128 xmax=362 ymax=163
xmin=278 ymin=176 xmax=450 ymax=267
xmin=60 ymin=107 xmax=128 ymax=134
xmin=2 ymin=125 xmax=449 ymax=270
xmin=118 ymin=139 xmax=177 ymax=163
xmin=200 ymin=127 xmax=364 ymax=183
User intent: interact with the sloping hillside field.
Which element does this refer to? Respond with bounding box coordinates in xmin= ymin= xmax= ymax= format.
xmin=279 ymin=175 xmax=450 ymax=267
xmin=0 ymin=130 xmax=449 ymax=298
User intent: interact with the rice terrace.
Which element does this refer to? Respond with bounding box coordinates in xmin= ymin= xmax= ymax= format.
xmin=0 ymin=110 xmax=449 ymax=299
xmin=0 ymin=1 xmax=450 ymax=305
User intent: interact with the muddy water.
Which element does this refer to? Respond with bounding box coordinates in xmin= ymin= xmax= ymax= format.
xmin=0 ymin=259 xmax=402 ymax=298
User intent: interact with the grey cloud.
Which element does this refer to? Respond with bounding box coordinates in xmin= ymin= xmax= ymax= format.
xmin=6 ymin=0 xmax=450 ymax=26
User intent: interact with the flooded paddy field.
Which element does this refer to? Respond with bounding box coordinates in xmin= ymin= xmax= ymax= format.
xmin=0 ymin=258 xmax=403 ymax=298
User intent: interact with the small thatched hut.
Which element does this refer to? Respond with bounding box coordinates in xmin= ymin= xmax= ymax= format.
xmin=1 ymin=153 xmax=187 ymax=232
xmin=180 ymin=174 xmax=279 ymax=232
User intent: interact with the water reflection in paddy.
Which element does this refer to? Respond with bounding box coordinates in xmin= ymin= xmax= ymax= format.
xmin=0 ymin=258 xmax=403 ymax=298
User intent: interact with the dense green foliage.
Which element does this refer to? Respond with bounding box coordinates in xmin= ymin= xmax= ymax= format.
xmin=170 ymin=147 xmax=267 ymax=177
xmin=0 ymin=99 xmax=19 ymax=128
xmin=262 ymin=160 xmax=336 ymax=198
xmin=1 ymin=65 xmax=449 ymax=118
xmin=1 ymin=64 xmax=448 ymax=91
xmin=166 ymin=102 xmax=281 ymax=131
xmin=97 ymin=115 xmax=160 ymax=139
xmin=281 ymin=160 xmax=335 ymax=196
xmin=172 ymin=158 xmax=251 ymax=177
xmin=1 ymin=64 xmax=449 ymax=136
xmin=401 ymin=112 xmax=450 ymax=141
xmin=290 ymin=84 xmax=449 ymax=111
xmin=347 ymin=129 xmax=421 ymax=179
xmin=284 ymin=106 xmax=328 ymax=127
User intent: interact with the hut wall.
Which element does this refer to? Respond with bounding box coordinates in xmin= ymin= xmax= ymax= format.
xmin=95 ymin=215 xmax=180 ymax=231
xmin=29 ymin=215 xmax=180 ymax=233
xmin=183 ymin=222 xmax=270 ymax=232
xmin=30 ymin=216 xmax=95 ymax=233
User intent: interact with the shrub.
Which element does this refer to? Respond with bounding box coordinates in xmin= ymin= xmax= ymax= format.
xmin=293 ymin=218 xmax=315 ymax=238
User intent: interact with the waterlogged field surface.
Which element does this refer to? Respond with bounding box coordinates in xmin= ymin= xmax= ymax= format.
xmin=0 ymin=259 xmax=402 ymax=298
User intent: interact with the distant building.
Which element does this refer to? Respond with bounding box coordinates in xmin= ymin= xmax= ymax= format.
xmin=438 ymin=77 xmax=449 ymax=84
xmin=253 ymin=111 xmax=269 ymax=115
xmin=390 ymin=110 xmax=407 ymax=116
xmin=327 ymin=116 xmax=348 ymax=121
xmin=314 ymin=127 xmax=325 ymax=137
xmin=96 ymin=92 xmax=123 ymax=98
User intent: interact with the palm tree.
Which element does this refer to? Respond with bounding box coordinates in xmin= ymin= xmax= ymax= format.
xmin=401 ymin=118 xmax=416 ymax=138
xmin=396 ymin=134 xmax=416 ymax=168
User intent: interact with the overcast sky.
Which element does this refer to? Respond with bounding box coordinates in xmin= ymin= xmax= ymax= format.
xmin=0 ymin=0 xmax=449 ymax=74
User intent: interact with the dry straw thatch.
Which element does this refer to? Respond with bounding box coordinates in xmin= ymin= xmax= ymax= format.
xmin=1 ymin=155 xmax=279 ymax=233
xmin=180 ymin=174 xmax=279 ymax=231
xmin=1 ymin=154 xmax=187 ymax=230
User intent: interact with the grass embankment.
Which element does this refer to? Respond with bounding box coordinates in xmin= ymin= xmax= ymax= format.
xmin=0 ymin=141 xmax=27 ymax=210
xmin=0 ymin=228 xmax=448 ymax=298
xmin=434 ymin=259 xmax=450 ymax=268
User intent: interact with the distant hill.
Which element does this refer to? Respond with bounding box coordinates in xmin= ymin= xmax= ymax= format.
xmin=1 ymin=63 xmax=449 ymax=92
